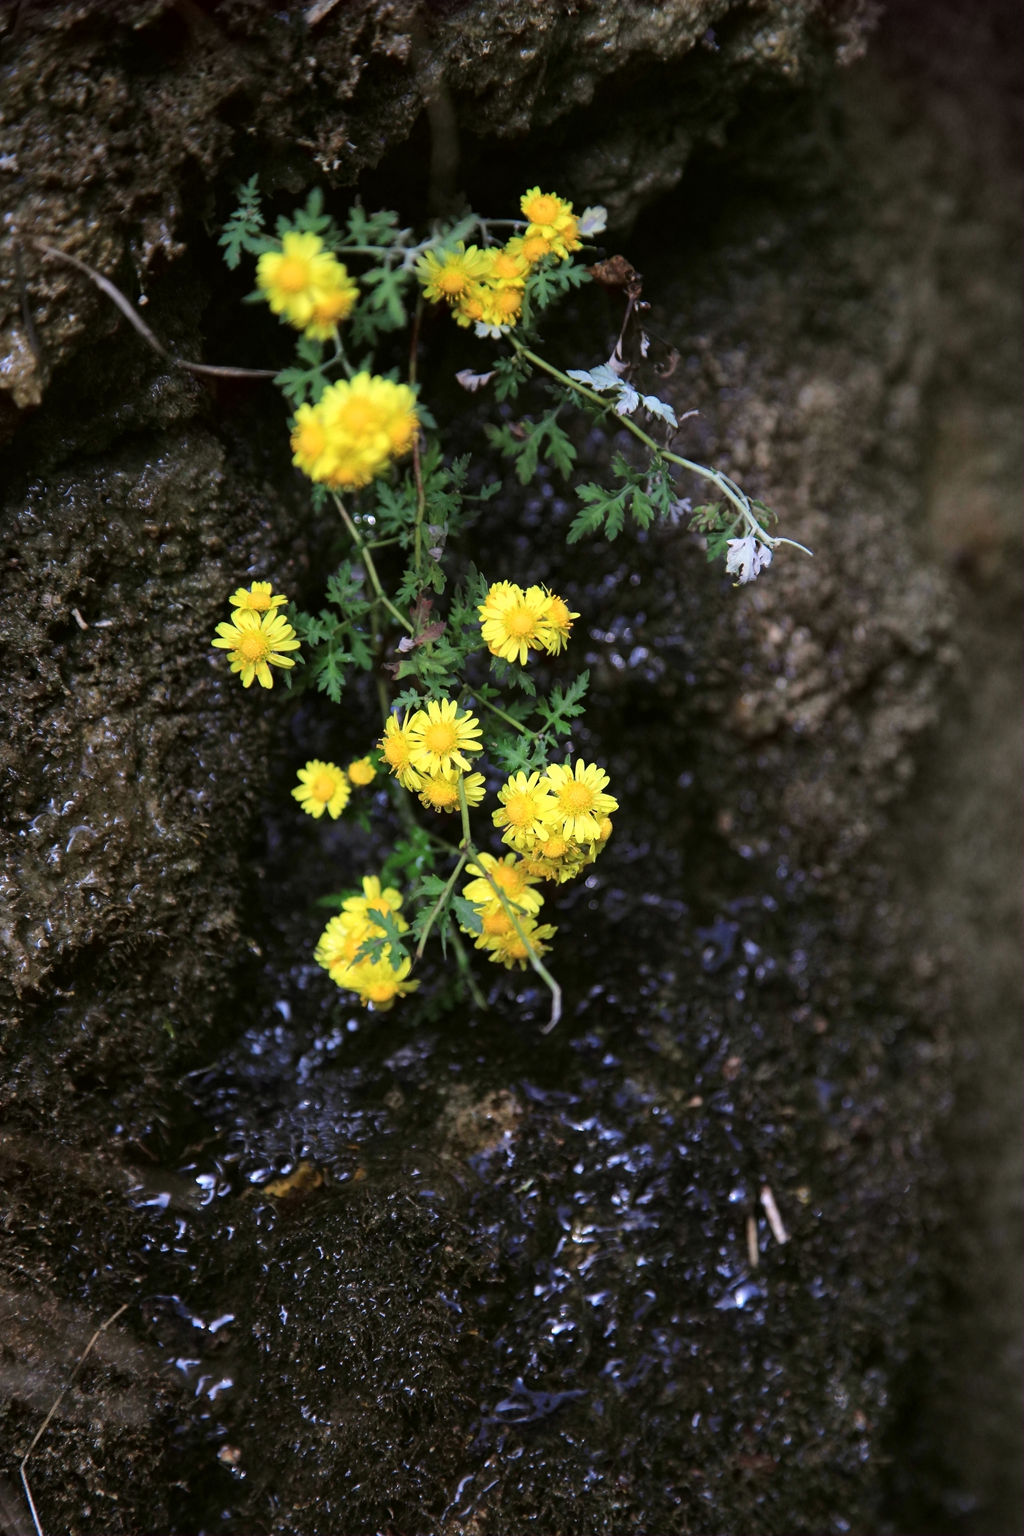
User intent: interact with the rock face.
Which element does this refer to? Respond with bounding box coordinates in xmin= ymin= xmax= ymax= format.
xmin=1 ymin=2 xmax=1020 ymax=1534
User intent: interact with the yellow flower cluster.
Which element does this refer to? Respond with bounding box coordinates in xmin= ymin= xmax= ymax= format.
xmin=313 ymin=876 xmax=419 ymax=1009
xmin=378 ymin=698 xmax=484 ymax=815
xmin=457 ymin=853 xmax=557 ymax=971
xmin=256 ymin=230 xmax=359 ymax=340
xmin=290 ymin=372 xmax=420 ymax=491
xmin=211 ymin=581 xmax=300 ymax=689
xmin=492 ymin=760 xmax=617 ymax=884
xmin=478 ymin=580 xmax=578 ymax=664
xmin=416 ymin=188 xmax=581 ymax=334
xmin=291 ymin=755 xmax=377 ymax=821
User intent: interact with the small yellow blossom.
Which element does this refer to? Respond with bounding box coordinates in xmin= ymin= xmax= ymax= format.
xmin=211 ymin=608 xmax=301 ymax=689
xmin=485 ymin=917 xmax=558 ymax=971
xmin=342 ymin=875 xmax=404 ymax=922
xmin=492 ymin=770 xmax=558 ymax=852
xmin=347 ymin=756 xmax=377 ymax=787
xmin=291 ymin=760 xmax=351 ymax=820
xmin=408 ymin=698 xmax=483 ymax=777
xmin=417 ymin=243 xmax=491 ymax=304
xmin=543 ymin=760 xmax=618 ymax=843
xmin=379 ymin=711 xmax=424 ymax=790
xmin=416 ymin=770 xmax=486 ymax=815
xmin=538 ymin=589 xmax=579 ymax=654
xmin=256 ymin=231 xmax=357 ymax=334
xmin=290 ymin=374 xmax=420 ymax=491
xmin=303 ymin=270 xmax=359 ymax=340
xmin=478 ymin=580 xmax=555 ymax=665
xmin=462 ymin=853 xmax=544 ymax=916
xmin=314 ymin=878 xmax=418 ymax=1009
xmin=228 ymin=581 xmax=288 ymax=614
xmin=520 ymin=187 xmax=582 ymax=261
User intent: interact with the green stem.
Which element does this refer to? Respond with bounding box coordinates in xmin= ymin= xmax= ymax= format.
xmin=476 ymin=694 xmax=537 ymax=738
xmin=413 ymin=846 xmax=469 ymax=964
xmin=511 ymin=340 xmax=813 ymax=556
xmin=467 ymin=824 xmax=563 ymax=1033
xmin=333 ymin=494 xmax=414 ymax=635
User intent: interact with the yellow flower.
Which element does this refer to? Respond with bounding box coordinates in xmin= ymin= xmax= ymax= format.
xmin=379 ymin=711 xmax=424 ymax=790
xmin=228 ymin=581 xmax=288 ymax=614
xmin=538 ymin=589 xmax=579 ymax=654
xmin=417 ymin=243 xmax=491 ymax=304
xmin=486 ymin=243 xmax=531 ymax=286
xmin=416 ymin=769 xmax=486 ymax=815
xmin=347 ymin=756 xmax=377 ymax=786
xmin=543 ymin=760 xmax=618 ymax=843
xmin=520 ymin=187 xmax=581 ymax=261
xmin=492 ymin=770 xmax=558 ymax=852
xmin=408 ymin=698 xmax=483 ymax=777
xmin=302 ymin=270 xmax=359 ymax=340
xmin=256 ymin=231 xmax=355 ymax=332
xmin=315 ymin=373 xmax=420 ymax=490
xmin=342 ymin=954 xmax=419 ymax=1009
xmin=478 ymin=580 xmax=553 ymax=665
xmin=342 ymin=875 xmax=405 ymax=923
xmin=292 ymin=760 xmax=351 ymax=820
xmin=520 ymin=230 xmax=554 ymax=264
xmin=211 ymin=608 xmax=301 ymax=689
xmin=485 ymin=917 xmax=558 ymax=971
xmin=462 ymin=853 xmax=544 ymax=916
xmin=290 ymin=401 xmax=331 ymax=479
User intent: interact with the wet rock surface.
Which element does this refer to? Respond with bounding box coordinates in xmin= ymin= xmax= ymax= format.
xmin=1 ymin=1 xmax=1021 ymax=1534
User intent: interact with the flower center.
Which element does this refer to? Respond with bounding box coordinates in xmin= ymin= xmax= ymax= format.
xmin=438 ymin=266 xmax=467 ymax=297
xmin=339 ymin=400 xmax=379 ymax=436
xmin=507 ymin=607 xmax=537 ymax=637
xmin=426 ymin=779 xmax=458 ymax=808
xmin=559 ymin=782 xmax=594 ymax=814
xmin=312 ymin=773 xmax=336 ymax=802
xmin=506 ymin=794 xmax=534 ymax=827
xmin=238 ymin=630 xmax=270 ymax=662
xmin=383 ymin=734 xmax=409 ymax=768
xmin=423 ymin=721 xmax=458 ymax=756
xmin=482 ymin=909 xmax=512 ymax=936
xmin=277 ymin=256 xmax=310 ymax=293
xmin=491 ymin=864 xmax=519 ymax=892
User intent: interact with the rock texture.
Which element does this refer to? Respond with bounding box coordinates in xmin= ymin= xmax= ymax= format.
xmin=0 ymin=1 xmax=1019 ymax=1534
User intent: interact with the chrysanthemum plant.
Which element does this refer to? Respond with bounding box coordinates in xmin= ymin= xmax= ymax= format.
xmin=214 ymin=179 xmax=810 ymax=1029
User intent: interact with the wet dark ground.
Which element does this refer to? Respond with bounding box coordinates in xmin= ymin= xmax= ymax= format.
xmin=1 ymin=3 xmax=1021 ymax=1534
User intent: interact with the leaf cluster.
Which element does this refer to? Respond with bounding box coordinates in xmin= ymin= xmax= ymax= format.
xmin=289 ymin=561 xmax=375 ymax=702
xmin=484 ymin=406 xmax=577 ymax=484
xmin=568 ymin=454 xmax=677 ymax=543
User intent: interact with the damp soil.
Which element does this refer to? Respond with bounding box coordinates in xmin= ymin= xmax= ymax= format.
xmin=1 ymin=3 xmax=1021 ymax=1535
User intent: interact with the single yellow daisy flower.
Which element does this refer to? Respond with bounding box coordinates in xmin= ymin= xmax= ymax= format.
xmin=492 ymin=770 xmax=558 ymax=852
xmin=408 ymin=698 xmax=483 ymax=777
xmin=343 ymin=955 xmax=420 ymax=1009
xmin=417 ymin=243 xmax=491 ymax=304
xmin=292 ymin=760 xmax=351 ymax=820
xmin=303 ymin=269 xmax=359 ymax=340
xmin=380 ymin=711 xmax=424 ymax=790
xmin=228 ymin=581 xmax=288 ymax=614
xmin=347 ymin=756 xmax=377 ymax=786
xmin=211 ymin=608 xmax=301 ymax=689
xmin=538 ymin=589 xmax=579 ymax=654
xmin=478 ymin=580 xmax=553 ymax=665
xmin=543 ymin=760 xmax=618 ymax=843
xmin=256 ymin=231 xmax=349 ymax=330
xmin=342 ymin=875 xmax=406 ymax=923
xmin=416 ymin=769 xmax=486 ymax=815
xmin=486 ymin=918 xmax=558 ymax=971
xmin=462 ymin=853 xmax=544 ymax=916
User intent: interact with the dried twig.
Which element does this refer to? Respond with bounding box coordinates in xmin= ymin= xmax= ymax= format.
xmin=33 ymin=242 xmax=276 ymax=381
xmin=18 ymin=1302 xmax=130 ymax=1536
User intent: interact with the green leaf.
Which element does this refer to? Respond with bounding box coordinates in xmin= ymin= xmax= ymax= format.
xmin=219 ymin=175 xmax=266 ymax=269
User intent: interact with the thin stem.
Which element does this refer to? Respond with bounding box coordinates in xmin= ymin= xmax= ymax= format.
xmin=470 ymin=848 xmax=563 ymax=1033
xmin=475 ymin=694 xmax=537 ymax=738
xmin=413 ymin=846 xmax=469 ymax=963
xmin=511 ymin=339 xmax=813 ymax=556
xmin=450 ymin=924 xmax=489 ymax=1012
xmin=333 ymin=493 xmax=414 ymax=635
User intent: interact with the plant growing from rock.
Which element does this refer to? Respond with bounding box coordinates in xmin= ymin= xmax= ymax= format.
xmin=213 ymin=180 xmax=810 ymax=1028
